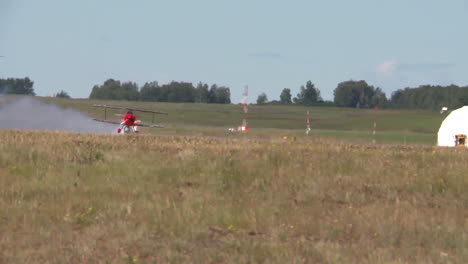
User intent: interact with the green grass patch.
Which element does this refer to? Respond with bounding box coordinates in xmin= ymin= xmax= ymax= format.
xmin=33 ymin=96 xmax=445 ymax=145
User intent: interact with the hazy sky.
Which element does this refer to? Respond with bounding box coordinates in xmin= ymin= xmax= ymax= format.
xmin=1 ymin=0 xmax=467 ymax=102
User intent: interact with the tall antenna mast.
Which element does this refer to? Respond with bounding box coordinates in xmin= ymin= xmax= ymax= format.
xmin=242 ymin=85 xmax=248 ymax=127
xmin=237 ymin=85 xmax=249 ymax=132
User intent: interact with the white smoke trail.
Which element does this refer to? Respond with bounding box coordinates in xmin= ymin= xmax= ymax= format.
xmin=0 ymin=96 xmax=115 ymax=133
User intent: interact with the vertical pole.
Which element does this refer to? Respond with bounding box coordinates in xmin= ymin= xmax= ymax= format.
xmin=306 ymin=110 xmax=311 ymax=135
xmin=372 ymin=106 xmax=378 ymax=144
xmin=242 ymin=85 xmax=249 ymax=130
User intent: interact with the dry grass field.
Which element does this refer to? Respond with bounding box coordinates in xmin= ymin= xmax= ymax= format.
xmin=0 ymin=130 xmax=466 ymax=263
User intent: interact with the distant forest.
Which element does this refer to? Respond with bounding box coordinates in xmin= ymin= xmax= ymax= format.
xmin=89 ymin=79 xmax=231 ymax=104
xmin=3 ymin=77 xmax=468 ymax=110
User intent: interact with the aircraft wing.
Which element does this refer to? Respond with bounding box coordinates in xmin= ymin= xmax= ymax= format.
xmin=136 ymin=122 xmax=164 ymax=128
xmin=93 ymin=118 xmax=163 ymax=128
xmin=93 ymin=119 xmax=121 ymax=125
xmin=93 ymin=104 xmax=168 ymax=115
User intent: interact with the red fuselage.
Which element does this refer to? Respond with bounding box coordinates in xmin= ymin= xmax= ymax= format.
xmin=123 ymin=114 xmax=136 ymax=126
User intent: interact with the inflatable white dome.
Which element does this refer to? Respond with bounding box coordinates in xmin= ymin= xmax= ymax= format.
xmin=438 ymin=106 xmax=468 ymax=147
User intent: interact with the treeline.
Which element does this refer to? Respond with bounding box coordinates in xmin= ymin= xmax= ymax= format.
xmin=259 ymin=80 xmax=468 ymax=110
xmin=390 ymin=85 xmax=468 ymax=110
xmin=259 ymin=80 xmax=386 ymax=109
xmin=0 ymin=77 xmax=35 ymax=95
xmin=4 ymin=76 xmax=467 ymax=110
xmin=89 ymin=78 xmax=468 ymax=110
xmin=89 ymin=79 xmax=231 ymax=104
xmin=332 ymin=82 xmax=468 ymax=110
xmin=258 ymin=81 xmax=324 ymax=106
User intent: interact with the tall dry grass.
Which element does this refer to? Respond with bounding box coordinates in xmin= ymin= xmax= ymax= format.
xmin=0 ymin=130 xmax=466 ymax=263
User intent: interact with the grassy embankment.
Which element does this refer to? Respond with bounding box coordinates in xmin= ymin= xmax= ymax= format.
xmin=0 ymin=131 xmax=467 ymax=263
xmin=38 ymin=96 xmax=443 ymax=145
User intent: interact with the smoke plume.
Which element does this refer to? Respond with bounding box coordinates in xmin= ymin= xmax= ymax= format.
xmin=0 ymin=96 xmax=115 ymax=133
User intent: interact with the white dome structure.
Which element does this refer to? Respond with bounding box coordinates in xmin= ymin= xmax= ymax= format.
xmin=437 ymin=106 xmax=468 ymax=147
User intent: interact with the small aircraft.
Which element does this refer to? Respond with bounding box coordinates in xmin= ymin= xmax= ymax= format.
xmin=93 ymin=104 xmax=168 ymax=134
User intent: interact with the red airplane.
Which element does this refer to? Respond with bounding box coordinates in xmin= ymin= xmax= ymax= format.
xmin=93 ymin=104 xmax=168 ymax=134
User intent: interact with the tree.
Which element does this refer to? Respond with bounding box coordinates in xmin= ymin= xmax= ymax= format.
xmin=370 ymin=87 xmax=387 ymax=108
xmin=333 ymin=80 xmax=385 ymax=108
xmin=55 ymin=90 xmax=70 ymax=98
xmin=0 ymin=77 xmax=35 ymax=95
xmin=140 ymin=81 xmax=160 ymax=101
xmin=294 ymin=81 xmax=321 ymax=105
xmin=279 ymin=88 xmax=292 ymax=104
xmin=89 ymin=79 xmax=139 ymax=101
xmin=214 ymin=86 xmax=231 ymax=104
xmin=120 ymin=82 xmax=139 ymax=101
xmin=208 ymin=84 xmax=231 ymax=104
xmin=195 ymin=82 xmax=210 ymax=103
xmin=256 ymin=92 xmax=268 ymax=104
xmin=89 ymin=79 xmax=122 ymax=100
xmin=207 ymin=84 xmax=218 ymax=103
xmin=164 ymin=81 xmax=195 ymax=102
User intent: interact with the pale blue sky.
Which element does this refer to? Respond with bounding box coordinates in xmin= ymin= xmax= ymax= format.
xmin=1 ymin=0 xmax=467 ymax=102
